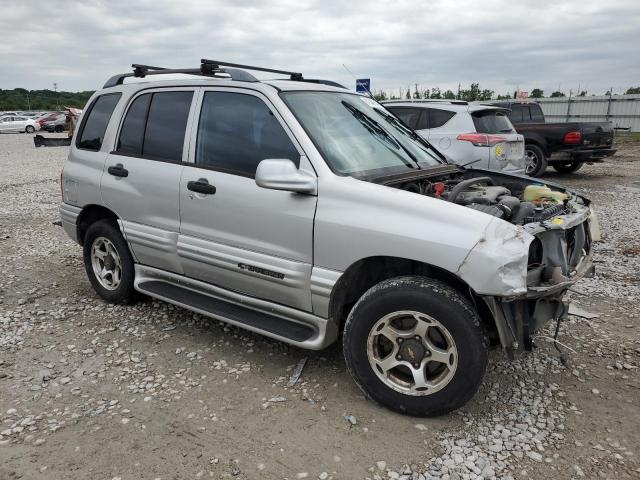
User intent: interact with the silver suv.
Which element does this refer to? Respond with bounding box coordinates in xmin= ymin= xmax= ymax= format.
xmin=60 ymin=60 xmax=595 ymax=416
xmin=383 ymin=100 xmax=525 ymax=174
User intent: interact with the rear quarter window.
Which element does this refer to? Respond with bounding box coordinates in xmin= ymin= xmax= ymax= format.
xmin=76 ymin=93 xmax=121 ymax=151
xmin=428 ymin=108 xmax=455 ymax=129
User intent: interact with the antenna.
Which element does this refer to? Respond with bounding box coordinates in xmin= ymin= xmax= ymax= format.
xmin=342 ymin=64 xmax=375 ymax=99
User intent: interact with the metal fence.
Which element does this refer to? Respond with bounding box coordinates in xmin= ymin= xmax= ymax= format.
xmin=535 ymin=94 xmax=640 ymax=132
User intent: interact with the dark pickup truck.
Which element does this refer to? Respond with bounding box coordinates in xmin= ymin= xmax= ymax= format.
xmin=489 ymin=101 xmax=616 ymax=176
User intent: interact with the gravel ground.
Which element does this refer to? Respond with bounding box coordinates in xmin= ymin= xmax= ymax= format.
xmin=0 ymin=132 xmax=638 ymax=480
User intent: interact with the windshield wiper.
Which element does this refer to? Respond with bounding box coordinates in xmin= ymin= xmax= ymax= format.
xmin=341 ymin=101 xmax=419 ymax=169
xmin=373 ymin=108 xmax=449 ymax=164
xmin=342 ymin=101 xmax=421 ymax=169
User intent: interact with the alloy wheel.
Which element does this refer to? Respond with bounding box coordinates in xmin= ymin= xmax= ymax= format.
xmin=367 ymin=310 xmax=458 ymax=396
xmin=90 ymin=236 xmax=122 ymax=291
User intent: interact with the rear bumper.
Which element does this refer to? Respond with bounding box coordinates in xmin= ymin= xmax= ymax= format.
xmin=550 ymin=147 xmax=616 ymax=162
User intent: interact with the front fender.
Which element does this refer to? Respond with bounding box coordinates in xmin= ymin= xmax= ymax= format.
xmin=455 ymin=218 xmax=534 ymax=296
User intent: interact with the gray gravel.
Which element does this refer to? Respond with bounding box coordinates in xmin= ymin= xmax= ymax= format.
xmin=1 ymin=133 xmax=638 ymax=479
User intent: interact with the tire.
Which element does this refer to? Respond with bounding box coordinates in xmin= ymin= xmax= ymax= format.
xmin=82 ymin=219 xmax=136 ymax=304
xmin=25 ymin=125 xmax=35 ymax=134
xmin=54 ymin=125 xmax=64 ymax=133
xmin=552 ymin=161 xmax=583 ymax=173
xmin=343 ymin=276 xmax=489 ymax=417
xmin=524 ymin=144 xmax=548 ymax=177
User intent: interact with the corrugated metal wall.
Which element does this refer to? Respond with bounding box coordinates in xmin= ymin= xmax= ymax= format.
xmin=535 ymin=94 xmax=640 ymax=132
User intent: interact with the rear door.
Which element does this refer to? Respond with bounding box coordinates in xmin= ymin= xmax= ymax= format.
xmin=178 ymin=88 xmax=317 ymax=311
xmin=101 ymin=88 xmax=197 ymax=274
xmin=424 ymin=107 xmax=457 ymax=151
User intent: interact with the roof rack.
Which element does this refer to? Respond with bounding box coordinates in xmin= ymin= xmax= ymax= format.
xmin=103 ymin=59 xmax=346 ymax=89
xmin=381 ymin=99 xmax=468 ymax=105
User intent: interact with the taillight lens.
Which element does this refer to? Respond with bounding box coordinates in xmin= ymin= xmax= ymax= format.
xmin=457 ymin=133 xmax=507 ymax=147
xmin=563 ymin=131 xmax=582 ymax=145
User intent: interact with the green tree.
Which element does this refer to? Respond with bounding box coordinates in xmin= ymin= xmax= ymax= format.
xmin=625 ymin=87 xmax=640 ymax=94
xmin=530 ymin=88 xmax=544 ymax=98
xmin=578 ymin=90 xmax=587 ymax=96
xmin=442 ymin=90 xmax=456 ymax=99
xmin=459 ymin=83 xmax=481 ymax=101
xmin=430 ymin=87 xmax=441 ymax=99
xmin=373 ymin=90 xmax=388 ymax=102
xmin=0 ymin=88 xmax=93 ymax=111
xmin=550 ymin=91 xmax=565 ymax=98
xmin=405 ymin=88 xmax=411 ymax=99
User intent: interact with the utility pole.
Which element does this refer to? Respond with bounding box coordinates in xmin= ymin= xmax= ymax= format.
xmin=53 ymin=82 xmax=60 ymax=110
xmin=26 ymin=91 xmax=31 ymax=111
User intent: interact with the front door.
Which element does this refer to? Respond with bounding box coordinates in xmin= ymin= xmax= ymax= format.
xmin=101 ymin=88 xmax=197 ymax=274
xmin=178 ymin=89 xmax=317 ymax=311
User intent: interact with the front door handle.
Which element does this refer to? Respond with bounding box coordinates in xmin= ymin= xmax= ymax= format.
xmin=107 ymin=164 xmax=129 ymax=177
xmin=187 ymin=178 xmax=216 ymax=195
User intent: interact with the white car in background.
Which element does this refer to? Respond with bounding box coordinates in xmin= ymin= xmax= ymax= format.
xmin=0 ymin=115 xmax=40 ymax=133
xmin=382 ymin=100 xmax=525 ymax=174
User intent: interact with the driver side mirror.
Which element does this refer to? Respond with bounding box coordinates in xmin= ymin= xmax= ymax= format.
xmin=255 ymin=159 xmax=317 ymax=195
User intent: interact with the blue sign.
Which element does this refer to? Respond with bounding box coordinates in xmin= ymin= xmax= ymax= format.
xmin=356 ymin=78 xmax=371 ymax=93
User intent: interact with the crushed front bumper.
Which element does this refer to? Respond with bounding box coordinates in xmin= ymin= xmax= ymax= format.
xmin=483 ymin=254 xmax=594 ymax=359
xmin=483 ymin=204 xmax=596 ymax=359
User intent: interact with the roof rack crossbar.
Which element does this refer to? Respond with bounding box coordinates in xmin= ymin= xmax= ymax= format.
xmin=201 ymin=59 xmax=303 ymax=81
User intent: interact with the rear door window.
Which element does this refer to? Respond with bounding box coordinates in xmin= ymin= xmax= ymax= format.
xmin=117 ymin=94 xmax=151 ymax=156
xmin=144 ymin=91 xmax=193 ymax=161
xmin=386 ymin=107 xmax=422 ymax=129
xmin=77 ymin=93 xmax=121 ymax=151
xmin=472 ymin=110 xmax=514 ymax=133
xmin=508 ymin=105 xmax=527 ymax=123
xmin=428 ymin=108 xmax=455 ymax=129
xmin=116 ymin=91 xmax=193 ymax=162
xmin=529 ymin=104 xmax=544 ymax=122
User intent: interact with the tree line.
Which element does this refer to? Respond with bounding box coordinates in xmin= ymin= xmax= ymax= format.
xmin=373 ymin=84 xmax=640 ymax=102
xmin=0 ymin=88 xmax=94 ymax=111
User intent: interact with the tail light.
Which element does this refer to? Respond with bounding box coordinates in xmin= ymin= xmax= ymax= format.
xmin=457 ymin=133 xmax=507 ymax=147
xmin=60 ymin=169 xmax=64 ymax=200
xmin=563 ymin=131 xmax=582 ymax=145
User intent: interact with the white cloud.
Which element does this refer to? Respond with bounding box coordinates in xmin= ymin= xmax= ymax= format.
xmin=1 ymin=0 xmax=638 ymax=95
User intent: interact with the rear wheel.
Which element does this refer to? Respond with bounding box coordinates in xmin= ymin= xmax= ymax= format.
xmin=83 ymin=220 xmax=135 ymax=304
xmin=553 ymin=161 xmax=583 ymax=173
xmin=54 ymin=125 xmax=64 ymax=133
xmin=343 ymin=276 xmax=489 ymax=417
xmin=524 ymin=144 xmax=547 ymax=177
xmin=25 ymin=125 xmax=35 ymax=134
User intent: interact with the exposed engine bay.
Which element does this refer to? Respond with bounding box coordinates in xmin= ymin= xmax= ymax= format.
xmin=373 ymin=166 xmax=585 ymax=226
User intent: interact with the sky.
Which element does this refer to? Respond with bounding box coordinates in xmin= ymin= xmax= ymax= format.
xmin=1 ymin=0 xmax=639 ymax=96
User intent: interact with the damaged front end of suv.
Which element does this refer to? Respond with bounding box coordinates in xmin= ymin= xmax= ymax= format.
xmin=432 ymin=170 xmax=596 ymax=358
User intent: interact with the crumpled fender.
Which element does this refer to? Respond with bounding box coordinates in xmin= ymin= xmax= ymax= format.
xmin=455 ymin=218 xmax=535 ymax=296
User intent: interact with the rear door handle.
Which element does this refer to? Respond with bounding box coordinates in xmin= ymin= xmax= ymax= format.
xmin=107 ymin=164 xmax=128 ymax=177
xmin=187 ymin=178 xmax=216 ymax=195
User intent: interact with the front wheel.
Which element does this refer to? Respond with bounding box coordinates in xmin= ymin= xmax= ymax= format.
xmin=25 ymin=125 xmax=35 ymax=134
xmin=524 ymin=144 xmax=548 ymax=177
xmin=83 ymin=219 xmax=136 ymax=304
xmin=343 ymin=276 xmax=488 ymax=417
xmin=54 ymin=125 xmax=65 ymax=133
xmin=553 ymin=161 xmax=583 ymax=173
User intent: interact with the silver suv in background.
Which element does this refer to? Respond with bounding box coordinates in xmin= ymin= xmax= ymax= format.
xmin=60 ymin=60 xmax=595 ymax=417
xmin=382 ymin=100 xmax=525 ymax=174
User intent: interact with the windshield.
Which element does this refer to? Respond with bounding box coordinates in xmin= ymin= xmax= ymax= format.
xmin=281 ymin=91 xmax=444 ymax=176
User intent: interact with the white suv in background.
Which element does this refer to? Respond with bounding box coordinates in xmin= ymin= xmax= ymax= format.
xmin=382 ymin=100 xmax=525 ymax=174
